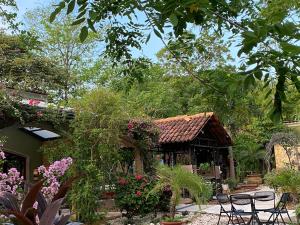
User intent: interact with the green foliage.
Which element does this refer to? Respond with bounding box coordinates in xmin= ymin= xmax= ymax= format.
xmin=151 ymin=165 xmax=212 ymax=219
xmin=0 ymin=0 xmax=18 ymax=30
xmin=264 ymin=168 xmax=300 ymax=198
xmin=50 ymin=0 xmax=300 ymax=120
xmin=224 ymin=178 xmax=238 ymax=190
xmin=0 ymin=33 xmax=65 ymax=95
xmin=42 ymin=88 xmax=144 ymax=223
xmin=71 ymin=163 xmax=103 ymax=224
xmin=199 ymin=163 xmax=210 ymax=172
xmin=295 ymin=204 xmax=300 ymax=217
xmin=115 ymin=174 xmax=160 ymax=219
xmin=233 ymin=133 xmax=266 ymax=177
xmin=25 ymin=6 xmax=102 ymax=100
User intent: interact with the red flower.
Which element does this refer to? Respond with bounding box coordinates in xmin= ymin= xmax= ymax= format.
xmin=135 ymin=174 xmax=143 ymax=181
xmin=136 ymin=191 xmax=142 ymax=197
xmin=128 ymin=122 xmax=134 ymax=130
xmin=118 ymin=177 xmax=128 ymax=185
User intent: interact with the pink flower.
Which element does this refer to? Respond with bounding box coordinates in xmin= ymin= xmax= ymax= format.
xmin=0 ymin=151 xmax=5 ymax=160
xmin=135 ymin=191 xmax=142 ymax=197
xmin=37 ymin=157 xmax=73 ymax=201
xmin=135 ymin=175 xmax=143 ymax=181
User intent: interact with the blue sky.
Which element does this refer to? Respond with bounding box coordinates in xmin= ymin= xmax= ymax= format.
xmin=15 ymin=0 xmax=239 ymax=62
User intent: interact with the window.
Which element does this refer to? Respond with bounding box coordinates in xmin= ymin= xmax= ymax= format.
xmin=21 ymin=127 xmax=61 ymax=140
xmin=2 ymin=152 xmax=27 ymax=179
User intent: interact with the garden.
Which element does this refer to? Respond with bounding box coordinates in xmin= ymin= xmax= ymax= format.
xmin=0 ymin=0 xmax=300 ymax=224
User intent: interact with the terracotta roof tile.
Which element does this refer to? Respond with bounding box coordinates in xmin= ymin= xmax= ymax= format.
xmin=154 ymin=112 xmax=213 ymax=144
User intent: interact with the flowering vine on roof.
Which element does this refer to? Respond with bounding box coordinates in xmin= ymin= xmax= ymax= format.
xmin=127 ymin=118 xmax=159 ymax=148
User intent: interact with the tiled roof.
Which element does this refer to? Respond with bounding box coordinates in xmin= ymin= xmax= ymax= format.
xmin=154 ymin=112 xmax=214 ymax=144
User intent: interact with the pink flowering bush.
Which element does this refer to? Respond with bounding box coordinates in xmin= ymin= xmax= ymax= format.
xmin=37 ymin=157 xmax=73 ymax=201
xmin=0 ymin=167 xmax=24 ymax=195
xmin=0 ymin=144 xmax=24 ymax=196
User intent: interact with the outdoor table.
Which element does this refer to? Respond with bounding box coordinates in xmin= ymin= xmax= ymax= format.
xmin=230 ymin=193 xmax=274 ymax=225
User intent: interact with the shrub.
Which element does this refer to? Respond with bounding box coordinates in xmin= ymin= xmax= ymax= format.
xmin=115 ymin=174 xmax=160 ymax=219
xmin=264 ymin=168 xmax=300 ymax=201
xmin=225 ymin=178 xmax=238 ymax=190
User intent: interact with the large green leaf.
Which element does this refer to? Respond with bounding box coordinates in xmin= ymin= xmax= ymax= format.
xmin=280 ymin=42 xmax=300 ymax=55
xmin=79 ymin=26 xmax=89 ymax=42
xmin=169 ymin=13 xmax=178 ymax=26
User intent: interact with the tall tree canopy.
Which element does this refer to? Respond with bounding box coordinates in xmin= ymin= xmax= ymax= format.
xmin=25 ymin=6 xmax=103 ymax=100
xmin=51 ymin=0 xmax=300 ymax=121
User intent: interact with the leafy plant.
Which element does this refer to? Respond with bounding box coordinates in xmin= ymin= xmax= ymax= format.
xmin=199 ymin=163 xmax=211 ymax=172
xmin=0 ymin=176 xmax=76 ymax=225
xmin=224 ymin=178 xmax=238 ymax=190
xmin=150 ymin=165 xmax=212 ymax=220
xmin=70 ymin=163 xmax=102 ymax=224
xmin=295 ymin=204 xmax=300 ymax=223
xmin=264 ymin=168 xmax=300 ymax=201
xmin=233 ymin=133 xmax=266 ymax=178
xmin=115 ymin=174 xmax=160 ymax=220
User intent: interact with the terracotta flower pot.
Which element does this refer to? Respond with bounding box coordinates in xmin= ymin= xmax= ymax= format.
xmin=160 ymin=221 xmax=183 ymax=225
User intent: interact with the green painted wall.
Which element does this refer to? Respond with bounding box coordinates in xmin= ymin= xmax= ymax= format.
xmin=0 ymin=123 xmax=43 ymax=181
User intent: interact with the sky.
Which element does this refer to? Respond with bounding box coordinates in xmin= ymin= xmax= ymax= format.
xmin=15 ymin=0 xmax=239 ymax=63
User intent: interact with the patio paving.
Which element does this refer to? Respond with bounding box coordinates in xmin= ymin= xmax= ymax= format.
xmin=176 ymin=186 xmax=296 ymax=221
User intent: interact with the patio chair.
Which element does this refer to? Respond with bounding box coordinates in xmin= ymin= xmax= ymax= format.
xmin=230 ymin=194 xmax=258 ymax=225
xmin=254 ymin=191 xmax=275 ymax=212
xmin=216 ymin=193 xmax=233 ymax=225
xmin=264 ymin=193 xmax=292 ymax=225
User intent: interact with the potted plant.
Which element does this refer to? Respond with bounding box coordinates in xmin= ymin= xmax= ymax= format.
xmin=198 ymin=162 xmax=211 ymax=175
xmin=150 ymin=165 xmax=212 ymax=225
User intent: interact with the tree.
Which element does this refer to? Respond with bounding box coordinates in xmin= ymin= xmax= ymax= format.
xmin=51 ymin=0 xmax=300 ymax=120
xmin=25 ymin=6 xmax=103 ymax=101
xmin=156 ymin=30 xmax=233 ymax=76
xmin=0 ymin=33 xmax=65 ymax=95
xmin=42 ymin=88 xmax=143 ymax=223
xmin=0 ymin=0 xmax=18 ymax=30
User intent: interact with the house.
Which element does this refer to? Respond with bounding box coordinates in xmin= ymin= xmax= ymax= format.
xmin=121 ymin=112 xmax=234 ymax=179
xmin=153 ymin=112 xmax=234 ymax=179
xmin=0 ymin=89 xmax=73 ymax=181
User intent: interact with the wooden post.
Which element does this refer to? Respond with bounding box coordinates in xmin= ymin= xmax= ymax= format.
xmin=228 ymin=146 xmax=235 ymax=179
xmin=134 ymin=148 xmax=143 ymax=174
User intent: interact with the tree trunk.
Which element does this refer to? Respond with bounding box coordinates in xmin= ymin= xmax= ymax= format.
xmin=228 ymin=146 xmax=235 ymax=180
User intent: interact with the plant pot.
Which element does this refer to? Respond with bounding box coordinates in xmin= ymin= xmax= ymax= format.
xmin=246 ymin=174 xmax=262 ymax=185
xmin=160 ymin=221 xmax=183 ymax=225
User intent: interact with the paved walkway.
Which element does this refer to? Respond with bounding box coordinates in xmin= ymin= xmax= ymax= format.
xmin=176 ymin=186 xmax=295 ymax=221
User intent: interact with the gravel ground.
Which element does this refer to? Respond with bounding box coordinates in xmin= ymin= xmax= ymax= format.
xmin=186 ymin=213 xmax=227 ymax=225
xmin=106 ymin=212 xmax=228 ymax=225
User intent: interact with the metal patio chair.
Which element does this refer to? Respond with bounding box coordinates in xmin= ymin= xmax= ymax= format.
xmin=230 ymin=194 xmax=259 ymax=225
xmin=264 ymin=193 xmax=292 ymax=225
xmin=254 ymin=191 xmax=276 ymax=211
xmin=216 ymin=193 xmax=233 ymax=225
xmin=253 ymin=191 xmax=276 ymax=224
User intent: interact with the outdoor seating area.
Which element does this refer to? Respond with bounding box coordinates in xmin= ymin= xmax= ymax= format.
xmin=216 ymin=192 xmax=292 ymax=225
